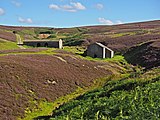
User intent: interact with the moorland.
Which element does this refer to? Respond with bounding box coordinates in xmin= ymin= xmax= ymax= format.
xmin=0 ymin=20 xmax=160 ymax=120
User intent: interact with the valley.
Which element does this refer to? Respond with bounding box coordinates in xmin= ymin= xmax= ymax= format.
xmin=0 ymin=20 xmax=160 ymax=120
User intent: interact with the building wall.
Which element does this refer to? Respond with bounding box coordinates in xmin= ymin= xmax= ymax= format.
xmin=86 ymin=43 xmax=114 ymax=58
xmin=105 ymin=49 xmax=114 ymax=58
xmin=59 ymin=39 xmax=63 ymax=49
xmin=23 ymin=40 xmax=62 ymax=48
xmin=86 ymin=44 xmax=103 ymax=58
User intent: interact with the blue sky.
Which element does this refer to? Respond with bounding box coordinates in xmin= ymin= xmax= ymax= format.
xmin=0 ymin=0 xmax=160 ymax=27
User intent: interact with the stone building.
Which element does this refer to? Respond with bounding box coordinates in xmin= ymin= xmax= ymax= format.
xmin=86 ymin=42 xmax=114 ymax=58
xmin=23 ymin=39 xmax=63 ymax=49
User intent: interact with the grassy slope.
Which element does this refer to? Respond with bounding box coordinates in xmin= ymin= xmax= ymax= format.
xmin=48 ymin=68 xmax=160 ymax=120
xmin=0 ymin=39 xmax=19 ymax=50
xmin=0 ymin=41 xmax=131 ymax=120
xmin=15 ymin=46 xmax=159 ymax=120
xmin=1 ymin=20 xmax=160 ymax=50
xmin=20 ymin=52 xmax=132 ymax=120
xmin=0 ymin=20 xmax=160 ymax=119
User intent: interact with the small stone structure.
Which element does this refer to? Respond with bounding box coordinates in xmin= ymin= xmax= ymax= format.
xmin=22 ymin=39 xmax=63 ymax=49
xmin=86 ymin=42 xmax=114 ymax=58
xmin=38 ymin=34 xmax=51 ymax=39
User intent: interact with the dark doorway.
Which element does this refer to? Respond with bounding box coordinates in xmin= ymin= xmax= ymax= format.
xmin=94 ymin=54 xmax=97 ymax=58
xmin=44 ymin=43 xmax=48 ymax=47
xmin=37 ymin=43 xmax=41 ymax=47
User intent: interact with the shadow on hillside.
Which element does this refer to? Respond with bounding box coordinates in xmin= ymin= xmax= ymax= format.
xmin=33 ymin=116 xmax=50 ymax=120
xmin=123 ymin=40 xmax=160 ymax=69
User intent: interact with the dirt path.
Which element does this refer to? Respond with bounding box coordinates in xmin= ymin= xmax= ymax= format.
xmin=16 ymin=34 xmax=23 ymax=45
xmin=15 ymin=34 xmax=26 ymax=49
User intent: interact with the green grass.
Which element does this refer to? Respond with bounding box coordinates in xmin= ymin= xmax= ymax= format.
xmin=21 ymin=29 xmax=35 ymax=35
xmin=62 ymin=33 xmax=85 ymax=46
xmin=0 ymin=48 xmax=56 ymax=56
xmin=20 ymin=75 xmax=116 ymax=120
xmin=0 ymin=37 xmax=158 ymax=120
xmin=62 ymin=47 xmax=131 ymax=74
xmin=21 ymin=60 xmax=137 ymax=120
xmin=63 ymin=46 xmax=126 ymax=62
xmin=83 ymin=55 xmax=125 ymax=62
xmin=109 ymin=30 xmax=149 ymax=38
xmin=63 ymin=46 xmax=85 ymax=54
xmin=0 ymin=39 xmax=19 ymax=50
xmin=110 ymin=32 xmax=136 ymax=38
xmin=47 ymin=68 xmax=160 ymax=120
xmin=19 ymin=53 xmax=132 ymax=119
xmin=19 ymin=100 xmax=54 ymax=120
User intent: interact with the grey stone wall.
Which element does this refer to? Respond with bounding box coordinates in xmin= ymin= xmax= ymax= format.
xmin=23 ymin=40 xmax=62 ymax=48
xmin=86 ymin=43 xmax=114 ymax=58
xmin=105 ymin=49 xmax=111 ymax=58
xmin=87 ymin=44 xmax=103 ymax=58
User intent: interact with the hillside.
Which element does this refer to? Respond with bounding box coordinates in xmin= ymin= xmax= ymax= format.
xmin=0 ymin=20 xmax=160 ymax=120
xmin=124 ymin=40 xmax=160 ymax=69
xmin=0 ymin=20 xmax=160 ymax=53
xmin=1 ymin=20 xmax=159 ymax=68
xmin=44 ymin=68 xmax=160 ymax=120
xmin=0 ymin=49 xmax=131 ymax=120
xmin=0 ymin=38 xmax=19 ymax=50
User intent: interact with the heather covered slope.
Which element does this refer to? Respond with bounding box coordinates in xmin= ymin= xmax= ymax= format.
xmin=0 ymin=30 xmax=16 ymax=42
xmin=0 ymin=20 xmax=160 ymax=119
xmin=0 ymin=20 xmax=160 ymax=53
xmin=124 ymin=40 xmax=160 ymax=69
xmin=0 ymin=50 xmax=129 ymax=120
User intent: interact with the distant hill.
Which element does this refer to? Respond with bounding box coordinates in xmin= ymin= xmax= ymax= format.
xmin=0 ymin=20 xmax=160 ymax=53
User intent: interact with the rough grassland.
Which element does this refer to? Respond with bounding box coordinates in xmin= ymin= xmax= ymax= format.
xmin=1 ymin=51 xmax=129 ymax=120
xmin=0 ymin=39 xmax=19 ymax=50
xmin=46 ymin=68 xmax=160 ymax=120
xmin=1 ymin=20 xmax=160 ymax=53
xmin=0 ymin=20 xmax=160 ymax=120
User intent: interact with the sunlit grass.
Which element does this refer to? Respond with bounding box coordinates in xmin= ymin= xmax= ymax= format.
xmin=0 ymin=39 xmax=19 ymax=50
xmin=20 ymin=75 xmax=116 ymax=120
xmin=48 ymin=68 xmax=160 ymax=120
xmin=63 ymin=46 xmax=85 ymax=54
xmin=0 ymin=48 xmax=56 ymax=56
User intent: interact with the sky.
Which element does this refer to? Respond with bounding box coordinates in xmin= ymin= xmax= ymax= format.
xmin=0 ymin=0 xmax=160 ymax=28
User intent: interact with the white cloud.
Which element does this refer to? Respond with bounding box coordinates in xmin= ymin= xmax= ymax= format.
xmin=96 ymin=3 xmax=104 ymax=10
xmin=12 ymin=1 xmax=21 ymax=7
xmin=49 ymin=2 xmax=86 ymax=12
xmin=49 ymin=4 xmax=60 ymax=10
xmin=116 ymin=20 xmax=123 ymax=24
xmin=98 ymin=18 xmax=113 ymax=25
xmin=71 ymin=2 xmax=86 ymax=10
xmin=18 ymin=17 xmax=33 ymax=24
xmin=60 ymin=5 xmax=76 ymax=12
xmin=61 ymin=5 xmax=73 ymax=10
xmin=0 ymin=8 xmax=5 ymax=15
xmin=98 ymin=18 xmax=123 ymax=25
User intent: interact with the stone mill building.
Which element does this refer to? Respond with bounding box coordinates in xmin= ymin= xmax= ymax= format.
xmin=86 ymin=42 xmax=114 ymax=58
xmin=23 ymin=39 xmax=63 ymax=49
